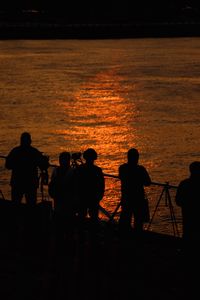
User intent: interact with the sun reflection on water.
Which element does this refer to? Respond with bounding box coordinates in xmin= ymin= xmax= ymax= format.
xmin=56 ymin=68 xmax=141 ymax=174
xmin=53 ymin=69 xmax=145 ymax=214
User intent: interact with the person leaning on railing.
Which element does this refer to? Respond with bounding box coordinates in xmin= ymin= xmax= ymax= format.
xmin=118 ymin=148 xmax=151 ymax=235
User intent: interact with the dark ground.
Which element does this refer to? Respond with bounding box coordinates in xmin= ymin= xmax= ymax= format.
xmin=0 ymin=199 xmax=197 ymax=300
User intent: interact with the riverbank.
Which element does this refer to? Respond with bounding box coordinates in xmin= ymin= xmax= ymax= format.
xmin=0 ymin=21 xmax=200 ymax=39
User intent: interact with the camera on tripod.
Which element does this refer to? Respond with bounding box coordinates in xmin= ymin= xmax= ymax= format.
xmin=71 ymin=152 xmax=83 ymax=168
xmin=71 ymin=152 xmax=82 ymax=160
xmin=40 ymin=154 xmax=50 ymax=185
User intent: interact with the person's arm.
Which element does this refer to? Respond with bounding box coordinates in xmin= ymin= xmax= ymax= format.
xmin=98 ymin=168 xmax=105 ymax=201
xmin=142 ymin=166 xmax=151 ymax=186
xmin=38 ymin=152 xmax=50 ymax=171
xmin=48 ymin=167 xmax=58 ymax=199
xmin=175 ymin=181 xmax=184 ymax=207
xmin=5 ymin=149 xmax=15 ymax=170
xmin=119 ymin=164 xmax=125 ymax=181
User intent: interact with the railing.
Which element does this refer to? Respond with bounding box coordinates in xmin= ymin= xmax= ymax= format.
xmin=101 ymin=173 xmax=180 ymax=237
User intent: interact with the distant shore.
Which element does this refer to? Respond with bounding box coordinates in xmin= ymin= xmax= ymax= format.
xmin=0 ymin=21 xmax=200 ymax=39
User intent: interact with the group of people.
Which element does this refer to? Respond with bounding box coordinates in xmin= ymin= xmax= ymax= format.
xmin=4 ymin=131 xmax=200 ymax=248
xmin=48 ymin=147 xmax=105 ymax=245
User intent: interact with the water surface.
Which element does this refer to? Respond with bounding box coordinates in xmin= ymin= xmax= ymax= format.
xmin=1 ymin=38 xmax=200 ymax=234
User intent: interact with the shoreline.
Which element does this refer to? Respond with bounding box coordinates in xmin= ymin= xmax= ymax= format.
xmin=0 ymin=21 xmax=200 ymax=39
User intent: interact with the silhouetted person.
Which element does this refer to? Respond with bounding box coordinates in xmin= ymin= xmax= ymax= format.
xmin=5 ymin=132 xmax=49 ymax=206
xmin=76 ymin=148 xmax=105 ymax=230
xmin=48 ymin=151 xmax=77 ymax=249
xmin=119 ymin=148 xmax=151 ymax=235
xmin=175 ymin=161 xmax=200 ymax=249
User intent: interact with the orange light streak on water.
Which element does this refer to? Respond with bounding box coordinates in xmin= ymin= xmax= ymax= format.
xmin=55 ymin=68 xmax=148 ymax=213
xmin=57 ymin=68 xmax=141 ymax=171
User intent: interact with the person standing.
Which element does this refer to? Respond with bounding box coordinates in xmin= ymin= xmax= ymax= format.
xmin=175 ymin=161 xmax=200 ymax=247
xmin=119 ymin=148 xmax=151 ymax=234
xmin=76 ymin=148 xmax=105 ymax=230
xmin=5 ymin=132 xmax=49 ymax=206
xmin=175 ymin=161 xmax=200 ymax=292
xmin=48 ymin=151 xmax=77 ymax=250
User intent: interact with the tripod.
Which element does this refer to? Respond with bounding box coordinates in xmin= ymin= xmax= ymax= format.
xmin=147 ymin=183 xmax=180 ymax=237
xmin=0 ymin=189 xmax=5 ymax=200
xmin=39 ymin=169 xmax=49 ymax=202
xmin=0 ymin=156 xmax=6 ymax=200
xmin=71 ymin=152 xmax=83 ymax=168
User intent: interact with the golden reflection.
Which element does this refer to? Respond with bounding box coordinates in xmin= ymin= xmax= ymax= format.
xmin=59 ymin=69 xmax=139 ymax=172
xmin=57 ymin=69 xmax=141 ymax=213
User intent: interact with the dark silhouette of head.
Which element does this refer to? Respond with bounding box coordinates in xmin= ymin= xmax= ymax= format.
xmin=189 ymin=161 xmax=200 ymax=178
xmin=20 ymin=132 xmax=32 ymax=147
xmin=127 ymin=148 xmax=139 ymax=165
xmin=83 ymin=148 xmax=97 ymax=163
xmin=59 ymin=151 xmax=71 ymax=168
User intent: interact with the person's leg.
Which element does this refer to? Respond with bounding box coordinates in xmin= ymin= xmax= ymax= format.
xmin=24 ymin=187 xmax=38 ymax=245
xmin=88 ymin=203 xmax=100 ymax=240
xmin=11 ymin=186 xmax=23 ymax=203
xmin=77 ymin=203 xmax=88 ymax=242
xmin=10 ymin=186 xmax=23 ymax=242
xmin=25 ymin=187 xmax=37 ymax=206
xmin=134 ymin=209 xmax=144 ymax=235
xmin=89 ymin=202 xmax=99 ymax=223
xmin=134 ymin=217 xmax=144 ymax=233
xmin=119 ymin=204 xmax=132 ymax=232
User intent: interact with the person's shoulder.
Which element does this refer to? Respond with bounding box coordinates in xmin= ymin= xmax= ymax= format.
xmin=30 ymin=146 xmax=42 ymax=154
xmin=30 ymin=146 xmax=46 ymax=160
xmin=119 ymin=164 xmax=129 ymax=178
xmin=7 ymin=146 xmax=23 ymax=157
xmin=9 ymin=145 xmax=20 ymax=153
xmin=176 ymin=178 xmax=191 ymax=193
xmin=138 ymin=164 xmax=148 ymax=172
xmin=94 ymin=164 xmax=102 ymax=171
xmin=178 ymin=178 xmax=190 ymax=187
xmin=119 ymin=163 xmax=128 ymax=170
xmin=88 ymin=164 xmax=100 ymax=175
xmin=180 ymin=177 xmax=190 ymax=184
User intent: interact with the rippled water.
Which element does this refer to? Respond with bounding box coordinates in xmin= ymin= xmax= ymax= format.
xmin=0 ymin=38 xmax=200 ymax=234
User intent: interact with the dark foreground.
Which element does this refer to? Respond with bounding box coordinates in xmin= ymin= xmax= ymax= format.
xmin=0 ymin=198 xmax=197 ymax=300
